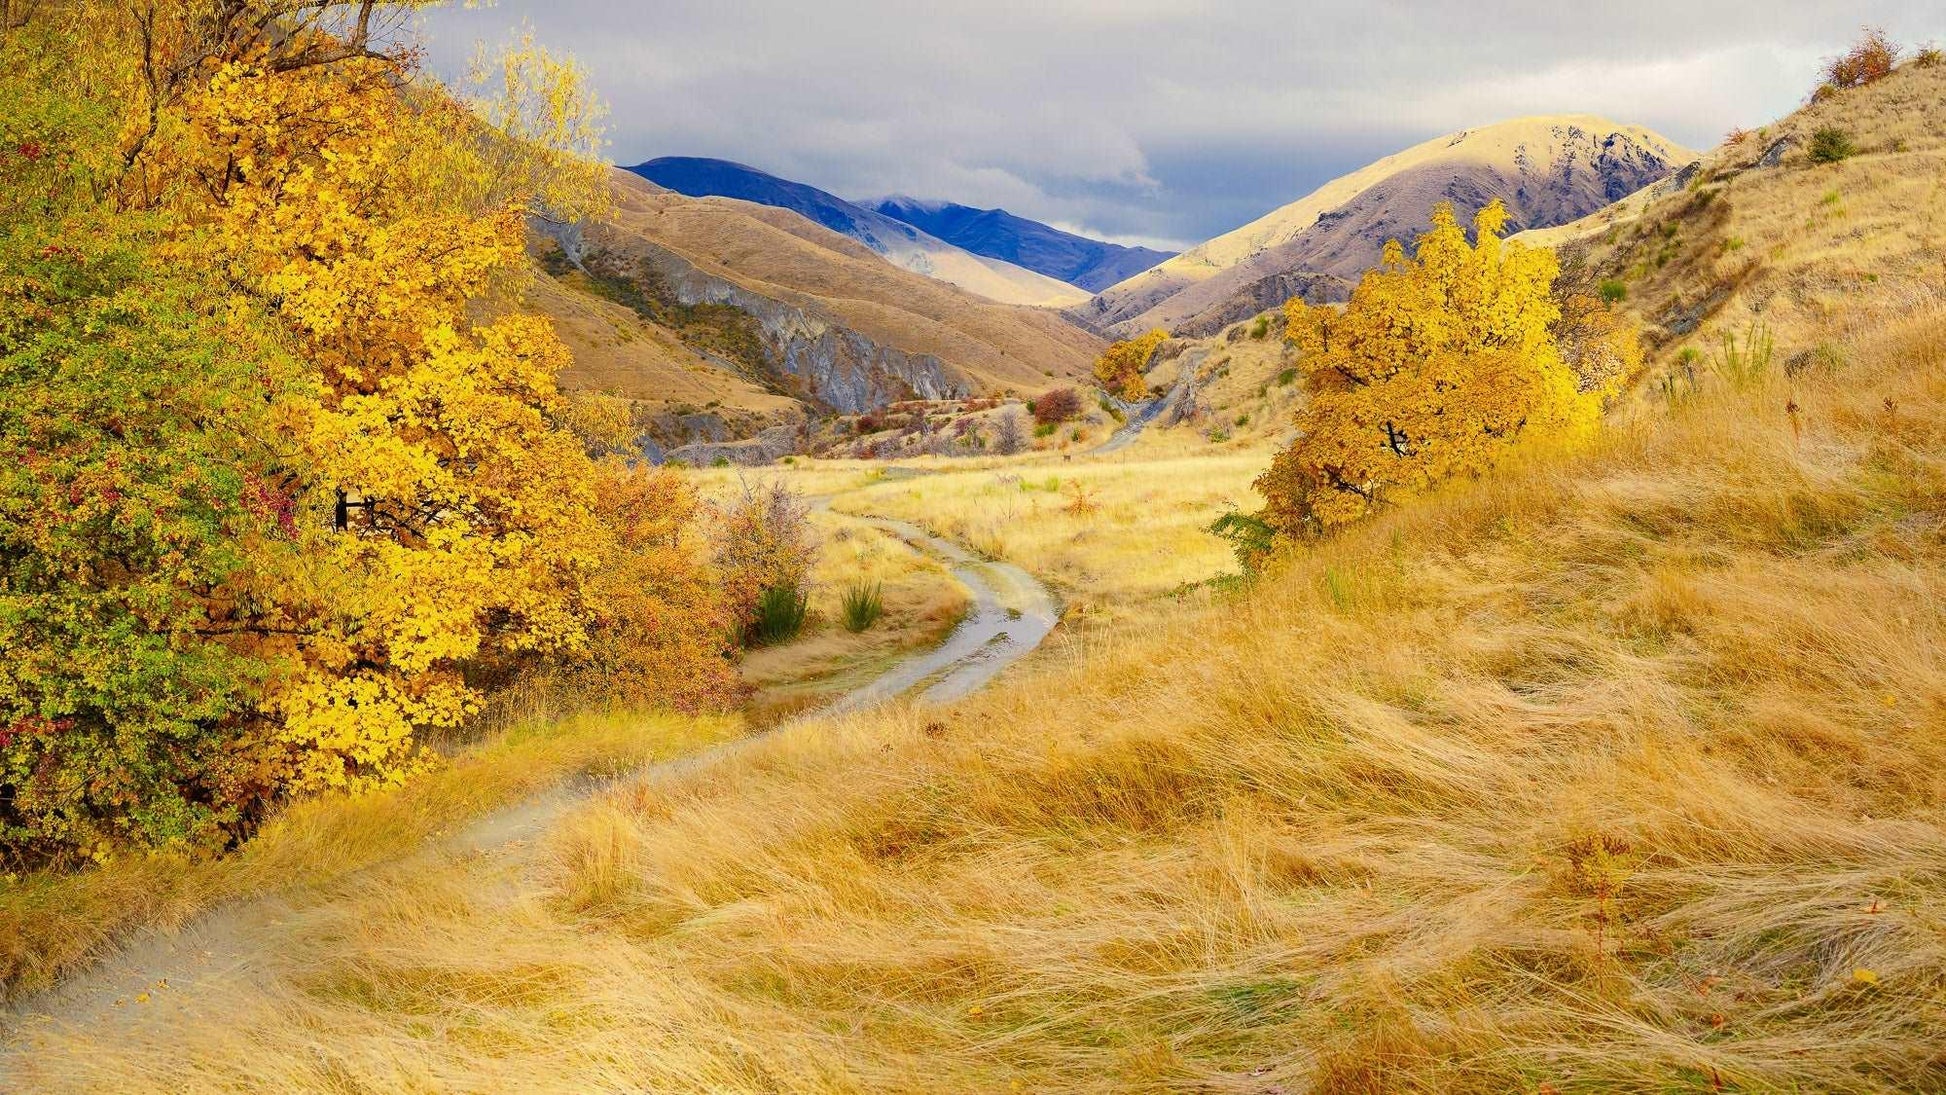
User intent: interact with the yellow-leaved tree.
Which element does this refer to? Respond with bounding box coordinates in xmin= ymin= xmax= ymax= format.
xmin=1092 ymin=328 xmax=1169 ymax=400
xmin=2 ymin=0 xmax=738 ymax=859
xmin=1253 ymin=200 xmax=1602 ymax=541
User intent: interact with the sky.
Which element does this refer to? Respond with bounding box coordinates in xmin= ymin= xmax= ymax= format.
xmin=418 ymin=2 xmax=1946 ymax=251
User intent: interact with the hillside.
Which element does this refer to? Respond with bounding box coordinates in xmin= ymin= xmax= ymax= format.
xmin=1078 ymin=115 xmax=1692 ymax=336
xmin=537 ymin=171 xmax=1105 ymax=415
xmin=626 ymin=158 xmax=1089 ymax=308
xmin=1518 ymin=62 xmax=1946 ymax=367
xmin=870 ymin=196 xmax=1175 ymax=291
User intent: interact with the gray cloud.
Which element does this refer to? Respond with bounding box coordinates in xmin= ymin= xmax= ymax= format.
xmin=418 ymin=1 xmax=1946 ymax=248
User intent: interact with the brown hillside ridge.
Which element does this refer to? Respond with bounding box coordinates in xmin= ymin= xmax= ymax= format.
xmin=1520 ymin=58 xmax=1946 ymax=372
xmin=526 ymin=262 xmax=800 ymax=413
xmin=557 ymin=171 xmax=1104 ymax=414
xmin=1077 ymin=115 xmax=1693 ymax=337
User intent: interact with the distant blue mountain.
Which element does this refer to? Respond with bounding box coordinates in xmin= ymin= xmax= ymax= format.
xmin=623 ymin=157 xmax=1092 ymax=306
xmin=626 ymin=156 xmax=932 ymax=258
xmin=870 ymin=196 xmax=1175 ymax=292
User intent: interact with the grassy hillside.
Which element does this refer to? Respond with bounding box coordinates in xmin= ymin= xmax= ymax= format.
xmin=600 ymin=174 xmax=1105 ymax=398
xmin=16 ymin=299 xmax=1944 ymax=1091
xmin=1527 ymin=60 xmax=1946 ymax=363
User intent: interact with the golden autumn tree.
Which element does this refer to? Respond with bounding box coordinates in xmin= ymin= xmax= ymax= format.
xmin=1253 ymin=200 xmax=1600 ymax=541
xmin=1092 ymin=328 xmax=1169 ymax=400
xmin=1 ymin=0 xmax=733 ymax=858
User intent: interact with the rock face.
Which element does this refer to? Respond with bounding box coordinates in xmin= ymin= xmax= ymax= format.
xmin=1078 ymin=115 xmax=1695 ymax=337
xmin=589 ymin=236 xmax=972 ymax=414
xmin=869 ymin=197 xmax=1175 ymax=292
xmin=545 ymin=172 xmax=1103 ymax=420
xmin=667 ymin=424 xmax=802 ymax=467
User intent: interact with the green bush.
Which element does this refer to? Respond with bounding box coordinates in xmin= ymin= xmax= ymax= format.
xmin=751 ymin=585 xmax=809 ymax=645
xmin=1598 ymin=279 xmax=1628 ymax=304
xmin=1809 ymin=127 xmax=1857 ymax=164
xmin=840 ymin=581 xmax=884 ymax=633
xmin=1713 ymin=323 xmax=1775 ymax=390
xmin=0 ymin=226 xmax=299 ymax=861
xmin=1276 ymin=367 xmax=1298 ymax=387
xmin=1249 ymin=316 xmax=1271 ymax=340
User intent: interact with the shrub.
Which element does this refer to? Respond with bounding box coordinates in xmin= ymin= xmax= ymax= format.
xmin=1916 ymin=44 xmax=1943 ymax=68
xmin=1713 ymin=323 xmax=1775 ymax=390
xmin=1033 ymin=386 xmax=1081 ymax=425
xmin=1208 ymin=510 xmax=1277 ymax=571
xmin=1249 ymin=316 xmax=1271 ymax=340
xmin=993 ymin=408 xmax=1026 ymax=455
xmin=1033 ymin=422 xmax=1057 ymax=438
xmin=1276 ymin=367 xmax=1298 ymax=387
xmin=840 ymin=581 xmax=883 ymax=633
xmin=1598 ymin=279 xmax=1628 ymax=304
xmin=1254 ymin=200 xmax=1597 ymax=537
xmin=1824 ymin=27 xmax=1898 ymax=89
xmin=711 ymin=455 xmax=730 ymax=467
xmin=1809 ymin=127 xmax=1858 ymax=164
xmin=714 ymin=481 xmax=817 ymax=646
xmin=750 ymin=585 xmax=808 ymax=645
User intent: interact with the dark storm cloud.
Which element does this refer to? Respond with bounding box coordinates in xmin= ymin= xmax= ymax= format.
xmin=418 ymin=1 xmax=1946 ymax=248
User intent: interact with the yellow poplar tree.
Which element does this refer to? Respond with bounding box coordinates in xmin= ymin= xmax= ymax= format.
xmin=1255 ymin=200 xmax=1599 ymax=539
xmin=1092 ymin=328 xmax=1169 ymax=400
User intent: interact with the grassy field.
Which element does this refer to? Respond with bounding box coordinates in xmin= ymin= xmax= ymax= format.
xmin=0 ymin=709 xmax=741 ymax=1002
xmin=827 ymin=449 xmax=1269 ymax=615
xmin=14 ymin=299 xmax=1944 ymax=1092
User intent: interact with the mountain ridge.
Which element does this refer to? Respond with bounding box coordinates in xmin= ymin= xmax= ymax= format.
xmin=532 ymin=170 xmax=1104 ymax=418
xmin=624 ymin=157 xmax=1088 ymax=308
xmin=868 ymin=196 xmax=1175 ymax=292
xmin=1077 ymin=114 xmax=1695 ymax=337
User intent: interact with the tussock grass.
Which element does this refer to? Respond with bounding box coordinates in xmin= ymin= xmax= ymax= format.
xmin=0 ymin=710 xmax=739 ymax=1003
xmin=13 ymin=303 xmax=1946 ymax=1091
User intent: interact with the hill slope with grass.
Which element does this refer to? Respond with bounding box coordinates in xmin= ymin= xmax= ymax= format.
xmin=1078 ymin=115 xmax=1692 ymax=337
xmin=626 ymin=158 xmax=1090 ymax=308
xmin=535 ymin=171 xmax=1106 ymax=416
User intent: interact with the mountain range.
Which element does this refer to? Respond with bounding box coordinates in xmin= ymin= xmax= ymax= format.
xmin=624 ymin=157 xmax=1089 ymax=308
xmin=531 ymin=169 xmax=1102 ymax=426
xmin=1075 ymin=115 xmax=1695 ymax=337
xmin=868 ymin=197 xmax=1175 ymax=292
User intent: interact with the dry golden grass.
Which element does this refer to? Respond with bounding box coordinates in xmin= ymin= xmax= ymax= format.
xmin=0 ymin=710 xmax=739 ymax=1003
xmin=14 ymin=302 xmax=1945 ymax=1092
xmin=828 ymin=449 xmax=1267 ymax=614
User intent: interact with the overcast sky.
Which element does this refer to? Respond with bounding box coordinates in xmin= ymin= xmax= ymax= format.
xmin=419 ymin=2 xmax=1944 ymax=250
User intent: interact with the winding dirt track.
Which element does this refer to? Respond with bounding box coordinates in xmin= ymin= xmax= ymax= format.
xmin=0 ymin=511 xmax=1060 ymax=1059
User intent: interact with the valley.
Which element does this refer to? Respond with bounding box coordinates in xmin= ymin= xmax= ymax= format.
xmin=5 ymin=8 xmax=1946 ymax=1094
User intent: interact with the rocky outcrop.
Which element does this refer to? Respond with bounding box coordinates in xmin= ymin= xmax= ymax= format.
xmin=1168 ymin=270 xmax=1353 ymax=337
xmin=667 ymin=424 xmax=803 ymax=467
xmin=584 ymin=229 xmax=974 ymax=415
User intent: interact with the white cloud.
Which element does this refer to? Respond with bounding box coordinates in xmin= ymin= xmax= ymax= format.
xmin=419 ymin=1 xmax=1946 ymax=244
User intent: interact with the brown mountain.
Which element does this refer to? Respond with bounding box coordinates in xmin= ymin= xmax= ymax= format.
xmin=1075 ymin=115 xmax=1694 ymax=338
